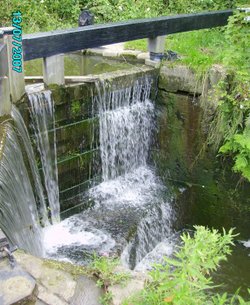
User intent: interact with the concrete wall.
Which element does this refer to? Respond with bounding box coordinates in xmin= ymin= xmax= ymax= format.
xmin=154 ymin=63 xmax=250 ymax=237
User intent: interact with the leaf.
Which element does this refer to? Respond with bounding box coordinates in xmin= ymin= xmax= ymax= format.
xmin=233 ymin=154 xmax=248 ymax=170
xmin=164 ymin=296 xmax=174 ymax=303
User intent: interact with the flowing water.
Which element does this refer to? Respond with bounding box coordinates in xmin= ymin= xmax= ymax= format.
xmin=0 ymin=124 xmax=44 ymax=256
xmin=44 ymin=76 xmax=174 ymax=268
xmin=95 ymin=77 xmax=155 ymax=180
xmin=11 ymin=106 xmax=49 ymax=226
xmin=28 ymin=90 xmax=60 ymax=223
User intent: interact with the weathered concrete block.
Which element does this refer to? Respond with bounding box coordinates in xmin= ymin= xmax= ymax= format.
xmin=159 ymin=64 xmax=204 ymax=94
xmin=102 ymin=50 xmax=120 ymax=57
xmin=137 ymin=52 xmax=150 ymax=60
xmin=145 ymin=58 xmax=161 ymax=68
xmin=3 ymin=30 xmax=25 ymax=103
xmin=119 ymin=50 xmax=141 ymax=60
xmin=43 ymin=54 xmax=65 ymax=86
xmin=208 ymin=64 xmax=227 ymax=88
xmin=0 ymin=77 xmax=11 ymax=115
xmin=148 ymin=35 xmax=165 ymax=54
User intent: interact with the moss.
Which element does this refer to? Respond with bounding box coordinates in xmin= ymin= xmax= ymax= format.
xmin=71 ymin=100 xmax=81 ymax=116
xmin=43 ymin=259 xmax=88 ymax=280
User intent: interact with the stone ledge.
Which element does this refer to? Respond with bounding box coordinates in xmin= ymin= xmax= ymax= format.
xmin=159 ymin=64 xmax=204 ymax=94
xmin=159 ymin=63 xmax=227 ymax=96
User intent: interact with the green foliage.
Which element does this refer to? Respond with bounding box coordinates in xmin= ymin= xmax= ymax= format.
xmin=206 ymin=10 xmax=250 ymax=181
xmin=89 ymin=254 xmax=130 ymax=305
xmin=82 ymin=0 xmax=235 ymax=24
xmin=99 ymin=291 xmax=113 ymax=305
xmin=0 ymin=0 xmax=80 ymax=33
xmin=71 ymin=100 xmax=81 ymax=116
xmin=124 ymin=226 xmax=250 ymax=305
xmin=0 ymin=0 xmax=242 ymax=33
xmin=89 ymin=253 xmax=130 ymax=288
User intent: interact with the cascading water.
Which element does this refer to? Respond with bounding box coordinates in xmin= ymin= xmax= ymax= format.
xmin=28 ymin=90 xmax=60 ymax=223
xmin=44 ymin=75 xmax=174 ymax=268
xmin=0 ymin=123 xmax=44 ymax=256
xmin=11 ymin=106 xmax=49 ymax=226
xmin=94 ymin=77 xmax=154 ymax=180
xmin=89 ymin=76 xmax=174 ymax=268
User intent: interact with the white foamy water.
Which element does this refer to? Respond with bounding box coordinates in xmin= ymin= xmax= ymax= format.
xmin=89 ymin=166 xmax=163 ymax=209
xmin=134 ymin=240 xmax=174 ymax=272
xmin=43 ymin=216 xmax=115 ymax=260
xmin=242 ymin=240 xmax=250 ymax=248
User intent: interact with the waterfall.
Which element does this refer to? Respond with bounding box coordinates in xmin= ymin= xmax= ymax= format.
xmin=121 ymin=199 xmax=174 ymax=269
xmin=11 ymin=106 xmax=49 ymax=226
xmin=94 ymin=77 xmax=155 ymax=181
xmin=90 ymin=75 xmax=174 ymax=269
xmin=42 ymin=75 xmax=174 ymax=267
xmin=28 ymin=90 xmax=60 ymax=223
xmin=0 ymin=123 xmax=44 ymax=256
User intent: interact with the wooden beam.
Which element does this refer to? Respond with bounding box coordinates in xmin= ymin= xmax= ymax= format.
xmin=23 ymin=10 xmax=233 ymax=61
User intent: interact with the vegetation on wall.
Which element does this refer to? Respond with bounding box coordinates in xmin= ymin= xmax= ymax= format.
xmin=207 ymin=11 xmax=250 ymax=181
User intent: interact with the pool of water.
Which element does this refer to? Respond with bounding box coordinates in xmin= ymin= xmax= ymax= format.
xmin=24 ymin=53 xmax=133 ymax=77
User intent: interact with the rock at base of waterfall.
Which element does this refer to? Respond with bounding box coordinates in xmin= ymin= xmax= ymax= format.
xmin=70 ymin=276 xmax=103 ymax=305
xmin=109 ymin=266 xmax=149 ymax=305
xmin=0 ymin=259 xmax=36 ymax=304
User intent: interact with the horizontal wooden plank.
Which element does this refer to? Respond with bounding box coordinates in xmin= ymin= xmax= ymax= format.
xmin=0 ymin=44 xmax=8 ymax=77
xmin=23 ymin=10 xmax=233 ymax=61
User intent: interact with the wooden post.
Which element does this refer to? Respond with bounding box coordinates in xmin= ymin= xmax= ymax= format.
xmin=43 ymin=54 xmax=65 ymax=86
xmin=2 ymin=27 xmax=25 ymax=103
xmin=0 ymin=30 xmax=11 ymax=116
xmin=147 ymin=35 xmax=166 ymax=61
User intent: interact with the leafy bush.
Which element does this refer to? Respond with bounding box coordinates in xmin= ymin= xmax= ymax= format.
xmin=0 ymin=0 xmax=240 ymax=32
xmin=208 ymin=11 xmax=250 ymax=181
xmin=0 ymin=0 xmax=80 ymax=33
xmin=123 ymin=226 xmax=250 ymax=305
xmin=89 ymin=254 xmax=130 ymax=289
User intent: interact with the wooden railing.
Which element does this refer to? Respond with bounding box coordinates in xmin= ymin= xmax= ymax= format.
xmin=0 ymin=9 xmax=233 ymax=110
xmin=22 ymin=10 xmax=233 ymax=61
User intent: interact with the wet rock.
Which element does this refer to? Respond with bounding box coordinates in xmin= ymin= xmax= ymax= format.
xmin=109 ymin=266 xmax=149 ymax=305
xmin=70 ymin=276 xmax=103 ymax=305
xmin=0 ymin=259 xmax=36 ymax=305
xmin=37 ymin=285 xmax=68 ymax=305
xmin=14 ymin=251 xmax=76 ymax=302
xmin=208 ymin=64 xmax=226 ymax=88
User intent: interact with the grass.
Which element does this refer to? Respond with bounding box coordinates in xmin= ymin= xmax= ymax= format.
xmin=125 ymin=27 xmax=228 ymax=73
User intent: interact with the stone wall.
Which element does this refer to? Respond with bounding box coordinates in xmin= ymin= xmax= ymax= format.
xmin=153 ymin=63 xmax=250 ymax=237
